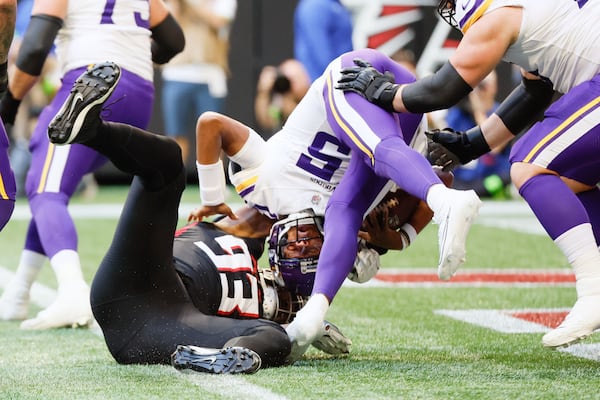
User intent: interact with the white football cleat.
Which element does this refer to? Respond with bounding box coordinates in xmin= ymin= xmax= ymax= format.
xmin=0 ymin=281 xmax=30 ymax=320
xmin=542 ymin=295 xmax=600 ymax=348
xmin=434 ymin=189 xmax=482 ymax=280
xmin=20 ymin=283 xmax=93 ymax=330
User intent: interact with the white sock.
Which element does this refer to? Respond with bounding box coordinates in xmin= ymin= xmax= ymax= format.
xmin=426 ymin=184 xmax=450 ymax=217
xmin=50 ymin=250 xmax=86 ymax=289
xmin=555 ymin=223 xmax=600 ymax=297
xmin=13 ymin=250 xmax=46 ymax=289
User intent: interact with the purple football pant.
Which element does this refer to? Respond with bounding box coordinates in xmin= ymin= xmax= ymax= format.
xmin=23 ymin=66 xmax=154 ymax=257
xmin=314 ymin=48 xmax=444 ymax=300
xmin=510 ymin=73 xmax=600 ymax=241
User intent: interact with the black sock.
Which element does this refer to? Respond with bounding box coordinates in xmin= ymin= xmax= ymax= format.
xmin=86 ymin=121 xmax=184 ymax=191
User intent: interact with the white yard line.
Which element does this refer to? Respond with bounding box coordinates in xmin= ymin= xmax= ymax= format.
xmin=10 ymin=199 xmax=546 ymax=234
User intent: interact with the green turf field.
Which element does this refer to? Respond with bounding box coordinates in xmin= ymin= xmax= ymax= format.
xmin=1 ymin=186 xmax=598 ymax=400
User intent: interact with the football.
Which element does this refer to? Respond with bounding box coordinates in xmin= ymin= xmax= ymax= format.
xmin=376 ymin=189 xmax=420 ymax=230
xmin=372 ymin=168 xmax=454 ymax=229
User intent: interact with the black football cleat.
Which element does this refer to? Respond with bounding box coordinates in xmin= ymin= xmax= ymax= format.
xmin=171 ymin=345 xmax=262 ymax=374
xmin=48 ymin=62 xmax=121 ymax=145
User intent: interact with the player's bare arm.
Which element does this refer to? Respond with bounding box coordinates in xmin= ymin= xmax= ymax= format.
xmin=194 ymin=112 xmax=254 ymax=220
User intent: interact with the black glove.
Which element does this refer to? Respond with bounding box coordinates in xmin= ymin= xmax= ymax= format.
xmin=336 ymin=58 xmax=399 ymax=113
xmin=425 ymin=127 xmax=491 ymax=171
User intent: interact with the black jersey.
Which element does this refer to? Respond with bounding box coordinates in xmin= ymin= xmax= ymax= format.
xmin=173 ymin=221 xmax=266 ymax=319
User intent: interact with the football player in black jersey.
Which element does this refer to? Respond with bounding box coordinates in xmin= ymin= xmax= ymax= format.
xmin=45 ymin=63 xmax=351 ymax=375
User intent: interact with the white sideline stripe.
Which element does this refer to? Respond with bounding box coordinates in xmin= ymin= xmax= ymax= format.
xmin=10 ymin=202 xmax=207 ymax=220
xmin=0 ymin=266 xmax=289 ymax=400
xmin=10 ymin=199 xmax=546 ymax=234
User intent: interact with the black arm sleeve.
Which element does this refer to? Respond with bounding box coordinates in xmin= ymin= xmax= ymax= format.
xmin=150 ymin=14 xmax=185 ymax=65
xmin=494 ymin=76 xmax=555 ymax=135
xmin=402 ymin=61 xmax=473 ymax=113
xmin=16 ymin=14 xmax=63 ymax=76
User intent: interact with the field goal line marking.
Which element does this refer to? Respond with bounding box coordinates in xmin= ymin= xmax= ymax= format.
xmin=0 ymin=266 xmax=289 ymax=400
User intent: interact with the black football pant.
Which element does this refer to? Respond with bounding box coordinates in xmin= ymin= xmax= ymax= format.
xmin=87 ymin=122 xmax=290 ymax=366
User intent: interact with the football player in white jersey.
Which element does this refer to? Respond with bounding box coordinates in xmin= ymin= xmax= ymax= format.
xmin=0 ymin=0 xmax=184 ymax=330
xmin=48 ymin=56 xmax=461 ymax=367
xmin=190 ymin=48 xmax=482 ymax=359
xmin=35 ymin=63 xmax=352 ymax=374
xmin=337 ymin=0 xmax=600 ymax=348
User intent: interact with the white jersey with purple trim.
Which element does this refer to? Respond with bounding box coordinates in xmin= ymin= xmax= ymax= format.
xmin=228 ymin=70 xmax=425 ymax=219
xmin=455 ymin=0 xmax=600 ymax=94
xmin=55 ymin=0 xmax=153 ymax=81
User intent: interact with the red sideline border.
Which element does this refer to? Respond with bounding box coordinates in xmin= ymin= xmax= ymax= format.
xmin=343 ymin=269 xmax=576 ymax=288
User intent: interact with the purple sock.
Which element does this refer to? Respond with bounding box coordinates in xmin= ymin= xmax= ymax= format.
xmin=577 ymin=187 xmax=600 ymax=245
xmin=519 ymin=174 xmax=589 ymax=240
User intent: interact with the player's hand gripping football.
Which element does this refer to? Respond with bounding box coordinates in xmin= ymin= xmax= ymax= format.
xmin=336 ymin=58 xmax=399 ymax=113
xmin=359 ymin=204 xmax=404 ymax=250
xmin=312 ymin=320 xmax=352 ymax=355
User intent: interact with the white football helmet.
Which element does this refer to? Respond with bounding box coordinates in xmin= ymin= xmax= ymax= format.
xmin=438 ymin=0 xmax=490 ymax=33
xmin=437 ymin=0 xmax=458 ymax=29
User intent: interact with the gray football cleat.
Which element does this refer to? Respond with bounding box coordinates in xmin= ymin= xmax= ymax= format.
xmin=48 ymin=61 xmax=121 ymax=145
xmin=171 ymin=345 xmax=262 ymax=374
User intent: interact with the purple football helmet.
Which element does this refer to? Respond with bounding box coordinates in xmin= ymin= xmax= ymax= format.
xmin=268 ymin=211 xmax=324 ymax=297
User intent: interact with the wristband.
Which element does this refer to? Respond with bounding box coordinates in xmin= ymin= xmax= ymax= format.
xmin=196 ymin=159 xmax=226 ymax=206
xmin=464 ymin=126 xmax=491 ymax=162
xmin=398 ymin=223 xmax=417 ymax=249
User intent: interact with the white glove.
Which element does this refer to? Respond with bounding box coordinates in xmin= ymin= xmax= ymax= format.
xmin=312 ymin=320 xmax=352 ymax=355
xmin=348 ymin=241 xmax=380 ymax=283
xmin=285 ymin=293 xmax=330 ymax=364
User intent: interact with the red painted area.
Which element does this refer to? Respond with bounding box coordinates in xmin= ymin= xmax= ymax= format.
xmin=443 ymin=39 xmax=460 ymax=48
xmin=367 ymin=6 xmax=416 ymax=49
xmin=510 ymin=311 xmax=568 ymax=329
xmin=375 ymin=271 xmax=575 ymax=284
xmin=368 ymin=27 xmax=408 ymax=49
